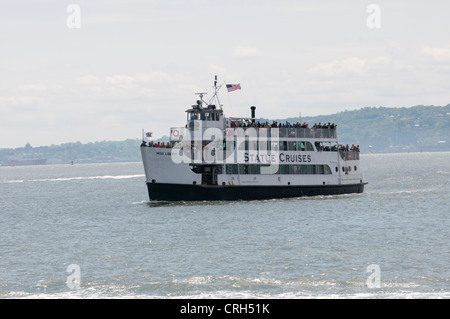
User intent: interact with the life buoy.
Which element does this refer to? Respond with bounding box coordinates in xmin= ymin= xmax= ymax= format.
xmin=225 ymin=128 xmax=232 ymax=137
xmin=172 ymin=129 xmax=179 ymax=137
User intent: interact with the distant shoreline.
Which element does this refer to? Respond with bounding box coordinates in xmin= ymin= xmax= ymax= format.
xmin=1 ymin=150 xmax=450 ymax=168
xmin=1 ymin=105 xmax=449 ymax=163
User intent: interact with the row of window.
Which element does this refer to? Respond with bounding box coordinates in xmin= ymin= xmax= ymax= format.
xmin=234 ymin=141 xmax=315 ymax=151
xmin=226 ymin=164 xmax=333 ymax=175
xmin=342 ymin=165 xmax=358 ymax=172
xmin=188 ymin=112 xmax=221 ymax=121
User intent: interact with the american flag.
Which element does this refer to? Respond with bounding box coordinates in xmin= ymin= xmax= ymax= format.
xmin=226 ymin=83 xmax=241 ymax=92
xmin=145 ymin=132 xmax=152 ymax=137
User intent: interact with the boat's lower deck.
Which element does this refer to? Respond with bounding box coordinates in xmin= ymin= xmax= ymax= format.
xmin=145 ymin=181 xmax=366 ymax=201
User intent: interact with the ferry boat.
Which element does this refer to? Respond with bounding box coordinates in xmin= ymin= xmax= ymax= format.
xmin=140 ymin=77 xmax=367 ymax=201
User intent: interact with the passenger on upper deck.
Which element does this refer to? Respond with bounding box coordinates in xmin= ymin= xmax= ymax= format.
xmin=227 ymin=120 xmax=336 ymax=130
xmin=144 ymin=141 xmax=176 ymax=148
xmin=338 ymin=144 xmax=360 ymax=152
xmin=314 ymin=142 xmax=360 ymax=153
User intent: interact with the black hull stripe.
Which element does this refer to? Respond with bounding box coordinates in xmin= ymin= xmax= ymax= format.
xmin=146 ymin=182 xmax=366 ymax=201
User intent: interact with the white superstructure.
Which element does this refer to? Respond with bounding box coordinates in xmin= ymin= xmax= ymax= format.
xmin=141 ymin=77 xmax=366 ymax=201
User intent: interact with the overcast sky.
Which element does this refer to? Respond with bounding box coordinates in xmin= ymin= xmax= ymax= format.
xmin=1 ymin=0 xmax=450 ymax=148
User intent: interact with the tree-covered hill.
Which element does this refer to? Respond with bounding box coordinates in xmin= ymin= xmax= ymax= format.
xmin=0 ymin=139 xmax=144 ymax=165
xmin=285 ymin=104 xmax=450 ymax=152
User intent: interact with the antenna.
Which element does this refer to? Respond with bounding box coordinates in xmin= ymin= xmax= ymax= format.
xmin=195 ymin=92 xmax=207 ymax=108
xmin=195 ymin=92 xmax=207 ymax=99
xmin=210 ymin=75 xmax=223 ymax=109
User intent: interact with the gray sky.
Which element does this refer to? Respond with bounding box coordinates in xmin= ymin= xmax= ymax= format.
xmin=1 ymin=0 xmax=450 ymax=148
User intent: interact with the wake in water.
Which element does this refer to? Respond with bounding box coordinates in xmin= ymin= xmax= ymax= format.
xmin=140 ymin=193 xmax=362 ymax=208
xmin=373 ymin=188 xmax=438 ymax=195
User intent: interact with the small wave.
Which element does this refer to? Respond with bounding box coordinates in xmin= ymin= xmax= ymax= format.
xmin=145 ymin=200 xmax=234 ymax=208
xmin=2 ymin=274 xmax=447 ymax=299
xmin=2 ymin=179 xmax=25 ymax=183
xmin=131 ymin=200 xmax=151 ymax=205
xmin=1 ymin=174 xmax=145 ymax=184
xmin=5 ymin=288 xmax=449 ymax=299
xmin=32 ymin=174 xmax=145 ymax=182
xmin=375 ymin=188 xmax=436 ymax=195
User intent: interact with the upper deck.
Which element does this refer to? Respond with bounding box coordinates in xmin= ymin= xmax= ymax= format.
xmin=171 ymin=124 xmax=337 ymax=140
xmin=225 ymin=126 xmax=337 ymax=139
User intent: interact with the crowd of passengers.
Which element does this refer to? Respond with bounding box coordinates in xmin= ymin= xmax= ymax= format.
xmin=143 ymin=140 xmax=359 ymax=153
xmin=229 ymin=120 xmax=337 ymax=129
xmin=142 ymin=121 xmax=352 ymax=150
xmin=315 ymin=142 xmax=360 ymax=152
xmin=142 ymin=141 xmax=173 ymax=148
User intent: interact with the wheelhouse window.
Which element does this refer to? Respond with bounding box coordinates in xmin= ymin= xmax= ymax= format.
xmin=189 ymin=112 xmax=199 ymax=120
xmin=187 ymin=111 xmax=221 ymax=121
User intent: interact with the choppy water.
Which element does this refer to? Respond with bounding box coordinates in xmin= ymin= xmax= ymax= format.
xmin=0 ymin=152 xmax=449 ymax=299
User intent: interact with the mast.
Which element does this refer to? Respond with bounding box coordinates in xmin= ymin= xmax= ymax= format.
xmin=214 ymin=75 xmax=222 ymax=109
xmin=208 ymin=75 xmax=223 ymax=109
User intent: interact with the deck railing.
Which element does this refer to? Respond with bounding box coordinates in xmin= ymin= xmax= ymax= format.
xmin=182 ymin=126 xmax=337 ymax=139
xmin=339 ymin=150 xmax=360 ymax=161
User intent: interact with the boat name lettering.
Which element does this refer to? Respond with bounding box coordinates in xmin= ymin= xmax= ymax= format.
xmin=244 ymin=153 xmax=277 ymax=164
xmin=244 ymin=153 xmax=312 ymax=163
xmin=279 ymin=153 xmax=312 ymax=163
xmin=156 ymin=152 xmax=171 ymax=155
